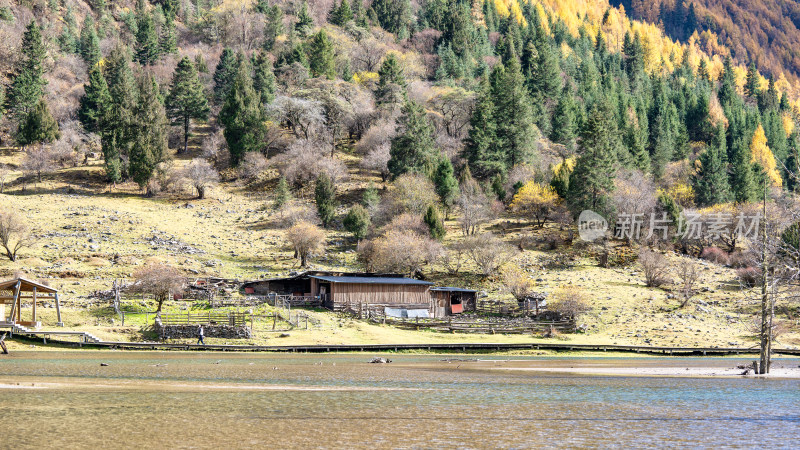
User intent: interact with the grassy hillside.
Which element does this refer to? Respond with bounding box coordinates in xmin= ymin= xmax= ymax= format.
xmin=1 ymin=0 xmax=799 ymax=351
xmin=0 ymin=145 xmax=793 ymax=349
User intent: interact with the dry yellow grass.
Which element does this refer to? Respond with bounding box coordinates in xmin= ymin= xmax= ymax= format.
xmin=0 ymin=147 xmax=797 ymax=350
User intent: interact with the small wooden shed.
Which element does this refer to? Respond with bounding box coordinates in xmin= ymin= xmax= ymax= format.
xmin=430 ymin=287 xmax=478 ymax=317
xmin=0 ymin=278 xmax=63 ymax=328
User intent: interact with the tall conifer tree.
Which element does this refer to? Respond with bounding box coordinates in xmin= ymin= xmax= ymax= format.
xmin=165 ymin=57 xmax=210 ymax=155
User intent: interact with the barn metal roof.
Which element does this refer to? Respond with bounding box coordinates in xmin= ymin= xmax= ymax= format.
xmin=309 ymin=275 xmax=434 ymax=285
xmin=430 ymin=286 xmax=477 ymax=293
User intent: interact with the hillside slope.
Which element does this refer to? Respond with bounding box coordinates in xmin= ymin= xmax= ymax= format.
xmin=614 ymin=0 xmax=800 ymax=84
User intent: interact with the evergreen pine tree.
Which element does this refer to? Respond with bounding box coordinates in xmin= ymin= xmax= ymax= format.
xmin=263 ymin=5 xmax=285 ymax=51
xmin=135 ymin=2 xmax=160 ymax=65
xmin=315 ymin=172 xmax=336 ymax=227
xmin=160 ymin=17 xmax=178 ymax=55
xmin=566 ymin=99 xmax=618 ymax=216
xmin=308 ymin=30 xmax=336 ymax=79
xmin=423 ymin=204 xmax=446 ymax=240
xmin=694 ymin=124 xmax=732 ymax=206
xmin=388 ymin=100 xmax=439 ymax=178
xmin=274 ymin=175 xmax=291 ymax=210
xmin=78 ymin=65 xmax=112 ymax=133
xmin=79 ymin=16 xmax=101 ymax=68
xmin=130 ymin=74 xmax=168 ymax=191
xmin=165 ymin=57 xmax=210 ymax=155
xmin=330 ymin=0 xmax=353 ymax=26
xmin=17 ymin=99 xmax=60 ymax=146
xmin=550 ymin=159 xmax=572 ymax=198
xmin=59 ymin=5 xmax=80 ymax=54
xmin=376 ymin=53 xmax=406 ymax=105
xmin=100 ymin=46 xmax=138 ymax=184
xmin=551 ymin=84 xmax=578 ymax=150
xmin=213 ymin=48 xmax=238 ymax=103
xmin=371 ymin=0 xmax=411 ymax=35
xmin=343 ymin=205 xmax=371 ymax=240
xmin=786 ymin=133 xmax=800 ymax=193
xmin=352 ymin=0 xmax=367 ymax=27
xmin=219 ymin=56 xmax=268 ymax=166
xmin=697 ymin=58 xmax=710 ymax=83
xmin=494 ymin=56 xmax=538 ymax=170
xmin=252 ymin=51 xmax=276 ymax=105
xmin=718 ymin=56 xmax=736 ymax=107
xmin=433 ymin=157 xmax=459 ymax=213
xmin=744 ymin=62 xmax=760 ymax=98
xmin=6 ymin=20 xmax=47 ymax=122
xmin=531 ymin=31 xmax=561 ymax=102
xmin=463 ymin=77 xmax=503 ymax=178
xmin=295 ymin=1 xmax=314 ymax=37
xmin=362 ymin=182 xmax=379 ymax=210
xmin=729 ymin=137 xmax=757 ymax=203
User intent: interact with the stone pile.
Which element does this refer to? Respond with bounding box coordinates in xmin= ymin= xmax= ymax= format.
xmin=155 ymin=324 xmax=252 ymax=340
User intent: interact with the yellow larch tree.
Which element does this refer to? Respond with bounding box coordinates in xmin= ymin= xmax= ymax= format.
xmin=750 ymin=124 xmax=782 ymax=187
xmin=510 ymin=181 xmax=561 ymax=228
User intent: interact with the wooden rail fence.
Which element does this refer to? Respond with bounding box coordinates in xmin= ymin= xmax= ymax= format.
xmin=157 ymin=311 xmax=252 ymax=327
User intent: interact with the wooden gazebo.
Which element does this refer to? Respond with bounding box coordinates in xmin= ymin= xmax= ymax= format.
xmin=0 ymin=278 xmax=63 ymax=328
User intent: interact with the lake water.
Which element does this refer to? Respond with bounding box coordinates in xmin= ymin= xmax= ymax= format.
xmin=1 ymin=352 xmax=799 ymax=449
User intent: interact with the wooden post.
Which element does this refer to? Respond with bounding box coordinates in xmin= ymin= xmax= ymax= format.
xmin=7 ymin=281 xmax=20 ymax=324
xmin=32 ymin=287 xmax=37 ymax=324
xmin=55 ymin=293 xmax=63 ymax=326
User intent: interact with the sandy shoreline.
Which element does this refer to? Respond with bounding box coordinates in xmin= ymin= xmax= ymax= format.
xmin=495 ymin=366 xmax=800 ymax=378
xmin=0 ymin=379 xmax=423 ymax=391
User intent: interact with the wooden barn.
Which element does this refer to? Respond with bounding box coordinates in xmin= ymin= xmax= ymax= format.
xmin=0 ymin=278 xmax=63 ymax=328
xmin=430 ymin=287 xmax=478 ymax=317
xmin=242 ymin=271 xmax=434 ymax=313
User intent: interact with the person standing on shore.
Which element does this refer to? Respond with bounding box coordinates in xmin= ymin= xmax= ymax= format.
xmin=197 ymin=325 xmax=205 ymax=345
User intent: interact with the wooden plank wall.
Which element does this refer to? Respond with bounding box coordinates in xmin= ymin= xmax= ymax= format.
xmin=333 ymin=283 xmax=430 ymax=306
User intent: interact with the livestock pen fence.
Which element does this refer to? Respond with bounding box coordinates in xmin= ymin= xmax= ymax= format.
xmin=333 ymin=301 xmax=575 ymax=334
xmin=372 ymin=316 xmax=576 ymax=334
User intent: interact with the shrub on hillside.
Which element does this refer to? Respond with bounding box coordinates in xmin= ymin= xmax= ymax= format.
xmin=639 ymin=248 xmax=670 ymax=288
xmin=548 ymin=286 xmax=591 ymax=320
xmin=736 ymin=266 xmax=761 ymax=287
xmin=700 ymin=247 xmax=730 ymax=265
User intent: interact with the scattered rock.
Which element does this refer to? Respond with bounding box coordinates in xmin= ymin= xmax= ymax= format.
xmin=100 ymin=363 xmax=109 ymax=367
xmin=369 ymin=357 xmax=392 ymax=364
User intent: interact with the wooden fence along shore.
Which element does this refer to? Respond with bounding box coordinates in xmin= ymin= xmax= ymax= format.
xmin=4 ymin=328 xmax=799 ymax=356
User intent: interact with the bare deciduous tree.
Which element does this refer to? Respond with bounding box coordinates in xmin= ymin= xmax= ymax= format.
xmin=676 ymin=258 xmax=700 ymax=307
xmin=238 ymin=152 xmax=269 ymax=183
xmin=361 ymin=143 xmax=391 ymax=181
xmin=503 ymin=266 xmax=537 ymax=309
xmin=273 ymin=138 xmax=348 ymax=187
xmin=0 ymin=210 xmax=36 ymax=262
xmin=639 ymin=248 xmax=670 ymax=288
xmin=549 ymin=286 xmax=591 ymax=320
xmin=457 ymin=188 xmax=492 ymax=236
xmin=381 ymin=173 xmax=438 ymax=218
xmin=0 ymin=164 xmax=11 ymax=193
xmin=285 ymin=220 xmax=325 ymax=267
xmin=357 ymin=229 xmax=442 ymax=275
xmin=463 ymin=233 xmax=514 ymax=276
xmin=21 ymin=146 xmax=55 ymax=183
xmin=441 ymin=242 xmax=469 ymax=275
xmin=268 ymin=96 xmax=325 ymax=140
xmin=132 ymin=263 xmax=186 ymax=312
xmin=183 ymin=158 xmax=219 ymax=199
